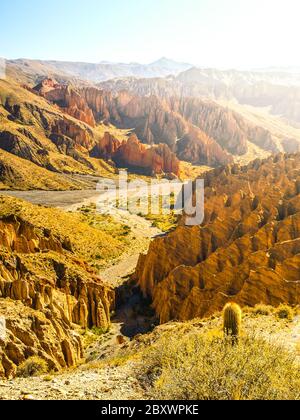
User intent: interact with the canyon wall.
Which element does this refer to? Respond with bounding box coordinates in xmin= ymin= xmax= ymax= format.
xmin=100 ymin=76 xmax=300 ymax=155
xmin=135 ymin=153 xmax=300 ymax=323
xmin=33 ymin=79 xmax=233 ymax=167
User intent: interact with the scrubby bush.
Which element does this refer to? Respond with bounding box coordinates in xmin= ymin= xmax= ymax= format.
xmin=141 ymin=332 xmax=300 ymax=400
xmin=91 ymin=326 xmax=109 ymax=336
xmin=248 ymin=304 xmax=274 ymax=316
xmin=275 ymin=304 xmax=294 ymax=321
xmin=17 ymin=357 xmax=48 ymax=378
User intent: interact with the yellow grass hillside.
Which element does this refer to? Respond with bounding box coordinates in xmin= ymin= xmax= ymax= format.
xmin=0 ymin=195 xmax=129 ymax=268
xmin=0 ymin=149 xmax=91 ymax=191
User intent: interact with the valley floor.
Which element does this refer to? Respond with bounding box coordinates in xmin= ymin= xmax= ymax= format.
xmin=0 ymin=189 xmax=101 ymax=209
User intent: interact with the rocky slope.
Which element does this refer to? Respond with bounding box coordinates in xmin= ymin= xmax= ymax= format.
xmin=0 ymin=78 xmax=120 ymax=189
xmin=135 ymin=153 xmax=300 ymax=323
xmin=0 ymin=149 xmax=91 ymax=191
xmin=1 ymin=307 xmax=299 ymax=400
xmin=12 ymin=73 xmax=292 ymax=170
xmin=90 ymin=90 xmax=233 ymax=166
xmin=169 ymin=97 xmax=282 ymax=155
xmin=32 ymin=80 xmax=180 ymax=175
xmin=21 ymin=78 xmax=178 ymax=177
xmin=6 ymin=63 xmax=300 ymax=168
xmin=108 ymin=92 xmax=233 ymax=166
xmin=0 ymin=196 xmax=118 ymax=378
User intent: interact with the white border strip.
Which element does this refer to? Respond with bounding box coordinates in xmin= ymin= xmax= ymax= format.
xmin=0 ymin=58 xmax=6 ymax=80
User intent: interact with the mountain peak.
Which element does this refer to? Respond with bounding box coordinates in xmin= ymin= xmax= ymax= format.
xmin=149 ymin=57 xmax=193 ymax=74
xmin=150 ymin=57 xmax=184 ymax=66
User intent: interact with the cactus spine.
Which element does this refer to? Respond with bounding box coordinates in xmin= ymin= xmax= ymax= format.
xmin=223 ymin=303 xmax=242 ymax=344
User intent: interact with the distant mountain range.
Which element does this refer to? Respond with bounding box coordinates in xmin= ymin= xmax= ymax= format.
xmin=6 ymin=57 xmax=193 ymax=84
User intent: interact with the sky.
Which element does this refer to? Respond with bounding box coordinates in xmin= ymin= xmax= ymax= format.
xmin=1 ymin=0 xmax=299 ymax=69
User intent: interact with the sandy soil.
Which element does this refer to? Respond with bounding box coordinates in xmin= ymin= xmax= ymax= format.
xmin=0 ymin=361 xmax=145 ymax=400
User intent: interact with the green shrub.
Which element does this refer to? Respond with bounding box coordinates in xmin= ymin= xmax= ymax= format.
xmin=91 ymin=326 xmax=109 ymax=336
xmin=17 ymin=357 xmax=48 ymax=378
xmin=141 ymin=332 xmax=300 ymax=400
xmin=275 ymin=304 xmax=294 ymax=321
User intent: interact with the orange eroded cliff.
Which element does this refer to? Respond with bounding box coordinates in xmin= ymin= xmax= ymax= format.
xmin=135 ymin=153 xmax=300 ymax=323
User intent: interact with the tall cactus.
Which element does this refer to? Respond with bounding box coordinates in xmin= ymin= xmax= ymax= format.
xmin=223 ymin=303 xmax=242 ymax=344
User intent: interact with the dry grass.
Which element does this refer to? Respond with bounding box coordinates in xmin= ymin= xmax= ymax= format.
xmin=135 ymin=192 xmax=179 ymax=232
xmin=140 ymin=331 xmax=300 ymax=400
xmin=17 ymin=357 xmax=49 ymax=378
xmin=143 ymin=212 xmax=178 ymax=232
xmin=77 ymin=203 xmax=131 ymax=241
xmin=244 ymin=304 xmax=275 ymax=316
xmin=179 ymin=162 xmax=211 ymax=181
xmin=80 ymin=352 xmax=138 ymax=371
xmin=0 ymin=149 xmax=85 ymax=191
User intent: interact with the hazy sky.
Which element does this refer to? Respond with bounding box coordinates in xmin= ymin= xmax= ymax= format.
xmin=1 ymin=0 xmax=299 ymax=69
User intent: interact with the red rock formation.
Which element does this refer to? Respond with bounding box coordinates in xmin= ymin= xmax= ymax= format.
xmin=135 ymin=153 xmax=300 ymax=323
xmin=115 ymin=134 xmax=180 ymax=176
xmin=81 ymin=87 xmax=114 ymax=121
xmin=91 ymin=132 xmax=123 ymax=160
xmin=0 ymin=214 xmax=114 ymax=330
xmin=33 ymin=78 xmax=61 ymax=95
xmin=170 ymin=97 xmax=249 ymax=155
xmin=100 ymin=78 xmax=294 ymax=154
xmin=34 ymin=80 xmax=232 ymax=167
xmin=34 ymin=79 xmax=96 ymax=127
xmin=92 ymin=132 xmax=180 ymax=176
xmin=177 ymin=126 xmax=233 ymax=166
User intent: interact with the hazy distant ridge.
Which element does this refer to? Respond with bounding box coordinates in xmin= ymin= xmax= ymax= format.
xmin=7 ymin=57 xmax=193 ymax=83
